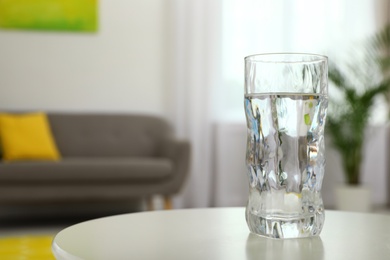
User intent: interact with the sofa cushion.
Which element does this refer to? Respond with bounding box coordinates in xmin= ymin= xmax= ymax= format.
xmin=0 ymin=158 xmax=173 ymax=183
xmin=48 ymin=114 xmax=172 ymax=158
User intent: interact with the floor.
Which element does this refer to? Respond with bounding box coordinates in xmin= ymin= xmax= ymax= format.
xmin=0 ymin=201 xmax=146 ymax=238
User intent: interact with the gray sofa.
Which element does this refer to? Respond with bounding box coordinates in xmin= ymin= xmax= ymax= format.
xmin=0 ymin=113 xmax=190 ymax=210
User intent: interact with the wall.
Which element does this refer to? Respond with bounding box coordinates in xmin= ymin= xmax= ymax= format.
xmin=0 ymin=0 xmax=167 ymax=115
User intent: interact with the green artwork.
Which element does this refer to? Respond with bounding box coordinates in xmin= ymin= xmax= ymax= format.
xmin=0 ymin=0 xmax=98 ymax=32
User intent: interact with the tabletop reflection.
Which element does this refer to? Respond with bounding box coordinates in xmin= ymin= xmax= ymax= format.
xmin=246 ymin=233 xmax=324 ymax=260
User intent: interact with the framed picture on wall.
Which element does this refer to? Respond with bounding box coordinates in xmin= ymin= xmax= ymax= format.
xmin=0 ymin=0 xmax=98 ymax=32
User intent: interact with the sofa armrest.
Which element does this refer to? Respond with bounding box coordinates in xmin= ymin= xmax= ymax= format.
xmin=159 ymin=139 xmax=191 ymax=193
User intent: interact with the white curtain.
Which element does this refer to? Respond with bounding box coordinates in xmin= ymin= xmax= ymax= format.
xmin=167 ymin=0 xmax=388 ymax=208
xmin=167 ymin=0 xmax=222 ymax=208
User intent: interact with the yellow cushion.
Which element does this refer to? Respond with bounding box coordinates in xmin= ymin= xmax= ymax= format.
xmin=0 ymin=112 xmax=61 ymax=161
xmin=0 ymin=235 xmax=55 ymax=259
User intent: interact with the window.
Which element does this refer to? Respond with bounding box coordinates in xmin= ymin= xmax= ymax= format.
xmin=219 ymin=0 xmax=379 ymax=122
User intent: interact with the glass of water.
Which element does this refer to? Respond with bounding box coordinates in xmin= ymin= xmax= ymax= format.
xmin=244 ymin=53 xmax=328 ymax=239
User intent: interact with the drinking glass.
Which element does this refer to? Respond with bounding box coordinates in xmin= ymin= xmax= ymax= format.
xmin=244 ymin=53 xmax=328 ymax=239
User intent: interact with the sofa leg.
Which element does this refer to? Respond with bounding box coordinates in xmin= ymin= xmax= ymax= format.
xmin=164 ymin=196 xmax=173 ymax=210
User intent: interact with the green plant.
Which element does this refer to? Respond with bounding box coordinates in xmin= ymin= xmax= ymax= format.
xmin=327 ymin=26 xmax=390 ymax=185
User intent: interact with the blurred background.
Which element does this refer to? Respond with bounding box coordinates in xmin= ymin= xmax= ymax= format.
xmin=0 ymin=0 xmax=389 ymax=214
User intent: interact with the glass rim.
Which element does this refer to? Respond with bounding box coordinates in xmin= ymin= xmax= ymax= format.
xmin=244 ymin=53 xmax=328 ymax=63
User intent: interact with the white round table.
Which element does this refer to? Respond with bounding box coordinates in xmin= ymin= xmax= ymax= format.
xmin=52 ymin=208 xmax=390 ymax=259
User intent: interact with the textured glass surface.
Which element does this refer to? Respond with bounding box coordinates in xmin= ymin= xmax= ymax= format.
xmin=245 ymin=53 xmax=328 ymax=95
xmin=244 ymin=54 xmax=328 ymax=239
